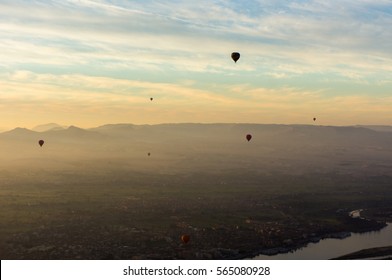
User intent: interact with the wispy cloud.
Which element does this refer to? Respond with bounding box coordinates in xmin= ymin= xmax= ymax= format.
xmin=0 ymin=1 xmax=391 ymax=127
xmin=1 ymin=0 xmax=391 ymax=74
xmin=2 ymin=70 xmax=392 ymax=129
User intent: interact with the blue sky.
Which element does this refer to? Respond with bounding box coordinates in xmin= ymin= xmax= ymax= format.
xmin=1 ymin=0 xmax=392 ymax=129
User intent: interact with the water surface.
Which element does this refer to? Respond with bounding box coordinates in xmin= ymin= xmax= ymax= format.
xmin=254 ymin=223 xmax=392 ymax=260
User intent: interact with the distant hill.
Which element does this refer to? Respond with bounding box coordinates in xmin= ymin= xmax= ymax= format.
xmin=2 ymin=123 xmax=392 ymax=146
xmin=43 ymin=125 xmax=102 ymax=137
xmin=1 ymin=125 xmax=102 ymax=139
xmin=1 ymin=123 xmax=392 ymax=175
xmin=3 ymin=123 xmax=392 ymax=142
xmin=1 ymin=127 xmax=38 ymax=138
xmin=355 ymin=125 xmax=392 ymax=132
xmin=32 ymin=123 xmax=67 ymax=132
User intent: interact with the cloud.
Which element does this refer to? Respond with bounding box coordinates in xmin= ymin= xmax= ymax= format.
xmin=0 ymin=1 xmax=392 ymax=127
xmin=2 ymin=70 xmax=392 ymax=128
xmin=1 ymin=0 xmax=391 ymax=77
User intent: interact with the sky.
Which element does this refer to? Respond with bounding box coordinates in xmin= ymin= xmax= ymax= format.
xmin=1 ymin=0 xmax=392 ymax=130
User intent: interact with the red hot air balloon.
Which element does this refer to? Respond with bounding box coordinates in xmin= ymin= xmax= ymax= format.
xmin=246 ymin=134 xmax=252 ymax=142
xmin=181 ymin=234 xmax=190 ymax=244
xmin=38 ymin=140 xmax=44 ymax=147
xmin=231 ymin=52 xmax=240 ymax=63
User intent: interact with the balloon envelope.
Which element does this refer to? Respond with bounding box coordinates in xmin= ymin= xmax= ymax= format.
xmin=38 ymin=140 xmax=44 ymax=147
xmin=231 ymin=52 xmax=240 ymax=63
xmin=181 ymin=234 xmax=190 ymax=244
xmin=150 ymin=97 xmax=153 ymax=101
xmin=313 ymin=117 xmax=316 ymax=121
xmin=246 ymin=134 xmax=252 ymax=142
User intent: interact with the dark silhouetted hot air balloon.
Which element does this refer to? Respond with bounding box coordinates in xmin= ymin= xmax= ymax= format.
xmin=150 ymin=97 xmax=153 ymax=101
xmin=181 ymin=234 xmax=190 ymax=244
xmin=147 ymin=152 xmax=151 ymax=156
xmin=313 ymin=117 xmax=316 ymax=121
xmin=38 ymin=140 xmax=44 ymax=147
xmin=231 ymin=52 xmax=240 ymax=63
xmin=246 ymin=134 xmax=252 ymax=142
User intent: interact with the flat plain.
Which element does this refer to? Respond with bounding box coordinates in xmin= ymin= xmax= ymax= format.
xmin=1 ymin=123 xmax=391 ymax=259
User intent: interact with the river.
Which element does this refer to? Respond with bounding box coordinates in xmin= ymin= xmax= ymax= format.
xmin=253 ymin=219 xmax=392 ymax=259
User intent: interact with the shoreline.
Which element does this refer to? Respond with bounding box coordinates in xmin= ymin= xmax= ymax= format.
xmin=332 ymin=245 xmax=392 ymax=260
xmin=241 ymin=211 xmax=388 ymax=260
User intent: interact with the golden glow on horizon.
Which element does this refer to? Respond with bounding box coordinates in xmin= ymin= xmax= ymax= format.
xmin=1 ymin=71 xmax=392 ymax=131
xmin=1 ymin=1 xmax=392 ymax=130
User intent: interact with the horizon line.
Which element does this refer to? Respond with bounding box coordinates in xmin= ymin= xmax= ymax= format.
xmin=1 ymin=122 xmax=392 ymax=133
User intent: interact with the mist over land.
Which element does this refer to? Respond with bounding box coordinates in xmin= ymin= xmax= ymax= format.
xmin=4 ymin=123 xmax=392 ymax=175
xmin=1 ymin=123 xmax=392 ymax=259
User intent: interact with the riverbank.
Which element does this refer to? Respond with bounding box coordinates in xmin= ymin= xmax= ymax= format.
xmin=249 ymin=210 xmax=388 ymax=260
xmin=332 ymin=246 xmax=392 ymax=260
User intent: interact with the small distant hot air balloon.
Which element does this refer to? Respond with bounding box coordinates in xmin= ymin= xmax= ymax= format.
xmin=38 ymin=140 xmax=44 ymax=147
xmin=313 ymin=117 xmax=316 ymax=122
xmin=181 ymin=234 xmax=190 ymax=244
xmin=150 ymin=97 xmax=153 ymax=101
xmin=147 ymin=152 xmax=151 ymax=156
xmin=231 ymin=52 xmax=240 ymax=63
xmin=246 ymin=134 xmax=252 ymax=142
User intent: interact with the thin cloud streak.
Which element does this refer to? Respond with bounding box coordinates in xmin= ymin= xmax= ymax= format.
xmin=0 ymin=1 xmax=392 ymax=127
xmin=1 ymin=71 xmax=392 ymax=129
xmin=1 ymin=0 xmax=391 ymax=75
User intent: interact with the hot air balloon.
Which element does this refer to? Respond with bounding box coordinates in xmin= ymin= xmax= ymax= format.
xmin=150 ymin=97 xmax=153 ymax=101
xmin=181 ymin=234 xmax=190 ymax=244
xmin=313 ymin=117 xmax=316 ymax=121
xmin=231 ymin=52 xmax=240 ymax=63
xmin=38 ymin=140 xmax=44 ymax=147
xmin=246 ymin=134 xmax=252 ymax=142
xmin=147 ymin=152 xmax=151 ymax=156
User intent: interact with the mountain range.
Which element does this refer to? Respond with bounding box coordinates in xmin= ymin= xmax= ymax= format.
xmin=1 ymin=123 xmax=392 ymax=176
